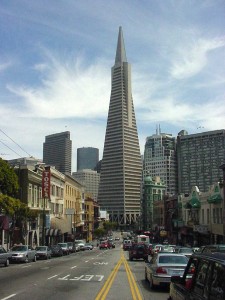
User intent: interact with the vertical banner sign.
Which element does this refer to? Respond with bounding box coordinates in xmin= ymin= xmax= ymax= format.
xmin=42 ymin=167 xmax=51 ymax=199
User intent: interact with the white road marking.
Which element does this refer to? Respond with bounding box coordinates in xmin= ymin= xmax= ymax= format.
xmin=47 ymin=275 xmax=58 ymax=280
xmin=93 ymin=262 xmax=108 ymax=265
xmin=1 ymin=294 xmax=17 ymax=300
xmin=58 ymin=275 xmax=70 ymax=280
xmin=21 ymin=265 xmax=32 ymax=268
xmin=96 ymin=275 xmax=104 ymax=281
xmin=85 ymin=260 xmax=89 ymax=263
xmin=71 ymin=265 xmax=77 ymax=269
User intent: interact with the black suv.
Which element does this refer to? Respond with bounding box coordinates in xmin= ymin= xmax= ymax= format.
xmin=199 ymin=244 xmax=225 ymax=254
xmin=129 ymin=243 xmax=148 ymax=261
xmin=168 ymin=252 xmax=225 ymax=300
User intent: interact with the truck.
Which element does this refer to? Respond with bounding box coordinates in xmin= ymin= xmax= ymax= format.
xmin=135 ymin=234 xmax=150 ymax=244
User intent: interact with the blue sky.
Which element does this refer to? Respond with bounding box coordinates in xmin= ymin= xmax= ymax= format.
xmin=0 ymin=0 xmax=225 ymax=171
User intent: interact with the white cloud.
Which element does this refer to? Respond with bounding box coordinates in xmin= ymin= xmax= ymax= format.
xmin=6 ymin=52 xmax=111 ymax=119
xmin=170 ymin=37 xmax=225 ymax=79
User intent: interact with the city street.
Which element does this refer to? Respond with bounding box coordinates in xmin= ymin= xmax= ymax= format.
xmin=0 ymin=242 xmax=169 ymax=300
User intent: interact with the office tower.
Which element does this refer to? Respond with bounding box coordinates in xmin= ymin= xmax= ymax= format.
xmin=143 ymin=126 xmax=178 ymax=196
xmin=98 ymin=27 xmax=142 ymax=225
xmin=43 ymin=131 xmax=72 ymax=174
xmin=72 ymin=169 xmax=100 ymax=201
xmin=77 ymin=147 xmax=99 ymax=171
xmin=177 ymin=129 xmax=225 ymax=194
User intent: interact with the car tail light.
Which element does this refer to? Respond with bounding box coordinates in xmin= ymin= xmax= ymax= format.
xmin=188 ymin=267 xmax=195 ymax=274
xmin=156 ymin=267 xmax=167 ymax=274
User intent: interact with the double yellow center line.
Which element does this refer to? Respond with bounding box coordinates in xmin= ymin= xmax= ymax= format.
xmin=95 ymin=254 xmax=142 ymax=300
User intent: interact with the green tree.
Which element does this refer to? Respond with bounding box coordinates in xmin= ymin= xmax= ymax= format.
xmin=93 ymin=228 xmax=106 ymax=239
xmin=0 ymin=158 xmax=19 ymax=197
xmin=103 ymin=221 xmax=117 ymax=232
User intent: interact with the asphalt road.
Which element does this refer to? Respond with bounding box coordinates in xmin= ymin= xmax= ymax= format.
xmin=0 ymin=243 xmax=169 ymax=300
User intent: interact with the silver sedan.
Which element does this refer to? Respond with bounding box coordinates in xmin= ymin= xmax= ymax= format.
xmin=145 ymin=253 xmax=188 ymax=289
xmin=0 ymin=246 xmax=11 ymax=267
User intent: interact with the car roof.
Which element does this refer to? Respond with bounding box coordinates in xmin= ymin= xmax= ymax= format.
xmin=156 ymin=252 xmax=186 ymax=257
xmin=192 ymin=252 xmax=225 ymax=264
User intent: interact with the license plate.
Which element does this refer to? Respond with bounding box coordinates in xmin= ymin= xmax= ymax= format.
xmin=170 ymin=270 xmax=182 ymax=276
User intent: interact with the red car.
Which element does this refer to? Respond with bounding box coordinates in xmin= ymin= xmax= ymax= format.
xmin=129 ymin=243 xmax=148 ymax=261
xmin=99 ymin=241 xmax=109 ymax=250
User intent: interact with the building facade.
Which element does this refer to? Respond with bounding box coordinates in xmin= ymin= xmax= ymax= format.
xmin=177 ymin=129 xmax=225 ymax=194
xmin=77 ymin=147 xmax=99 ymax=171
xmin=97 ymin=27 xmax=142 ymax=225
xmin=143 ymin=128 xmax=178 ymax=196
xmin=142 ymin=176 xmax=166 ymax=232
xmin=72 ymin=169 xmax=100 ymax=201
xmin=43 ymin=131 xmax=72 ymax=175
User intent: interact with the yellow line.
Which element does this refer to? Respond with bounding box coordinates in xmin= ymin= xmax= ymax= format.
xmin=123 ymin=257 xmax=143 ymax=300
xmin=95 ymin=253 xmax=143 ymax=300
xmin=95 ymin=257 xmax=123 ymax=300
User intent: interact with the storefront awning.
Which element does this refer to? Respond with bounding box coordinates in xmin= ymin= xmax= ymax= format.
xmin=46 ymin=228 xmax=55 ymax=236
xmin=51 ymin=217 xmax=71 ymax=234
xmin=190 ymin=196 xmax=201 ymax=208
xmin=207 ymin=194 xmax=223 ymax=204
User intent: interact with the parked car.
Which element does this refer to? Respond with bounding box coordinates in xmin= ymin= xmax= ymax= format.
xmin=115 ymin=237 xmax=120 ymax=241
xmin=75 ymin=240 xmax=85 ymax=251
xmin=123 ymin=239 xmax=132 ymax=251
xmin=199 ymin=244 xmax=225 ymax=254
xmin=129 ymin=243 xmax=148 ymax=261
xmin=84 ymin=243 xmax=94 ymax=250
xmin=50 ymin=245 xmax=63 ymax=257
xmin=177 ymin=247 xmax=194 ymax=258
xmin=168 ymin=252 xmax=225 ymax=300
xmin=0 ymin=246 xmax=11 ymax=267
xmin=99 ymin=240 xmax=109 ymax=250
xmin=145 ymin=252 xmax=189 ymax=289
xmin=57 ymin=243 xmax=70 ymax=255
xmin=9 ymin=245 xmax=36 ymax=263
xmin=67 ymin=242 xmax=76 ymax=253
xmin=35 ymin=246 xmax=52 ymax=260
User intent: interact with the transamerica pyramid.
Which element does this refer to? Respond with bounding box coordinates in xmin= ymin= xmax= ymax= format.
xmin=98 ymin=27 xmax=142 ymax=226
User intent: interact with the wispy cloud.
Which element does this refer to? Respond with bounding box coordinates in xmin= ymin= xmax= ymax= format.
xmin=6 ymin=50 xmax=111 ymax=119
xmin=170 ymin=37 xmax=225 ymax=79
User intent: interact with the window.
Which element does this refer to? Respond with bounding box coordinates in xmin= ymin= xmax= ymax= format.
xmin=193 ymin=259 xmax=210 ymax=296
xmin=210 ymin=262 xmax=225 ymax=300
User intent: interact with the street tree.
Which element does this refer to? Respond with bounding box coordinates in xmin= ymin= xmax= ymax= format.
xmin=0 ymin=158 xmax=19 ymax=197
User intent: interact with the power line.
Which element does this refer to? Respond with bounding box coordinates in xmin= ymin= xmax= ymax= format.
xmin=0 ymin=140 xmax=22 ymax=157
xmin=0 ymin=129 xmax=32 ymax=157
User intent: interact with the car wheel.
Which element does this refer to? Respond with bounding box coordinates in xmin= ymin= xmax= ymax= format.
xmin=33 ymin=255 xmax=37 ymax=262
xmin=4 ymin=258 xmax=9 ymax=267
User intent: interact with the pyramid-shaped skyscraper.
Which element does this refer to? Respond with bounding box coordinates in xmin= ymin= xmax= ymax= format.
xmin=98 ymin=27 xmax=142 ymax=226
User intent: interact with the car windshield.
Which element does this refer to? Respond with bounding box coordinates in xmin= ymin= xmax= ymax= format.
xmin=58 ymin=243 xmax=67 ymax=247
xmin=11 ymin=246 xmax=28 ymax=251
xmin=36 ymin=246 xmax=47 ymax=251
xmin=159 ymin=255 xmax=188 ymax=264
